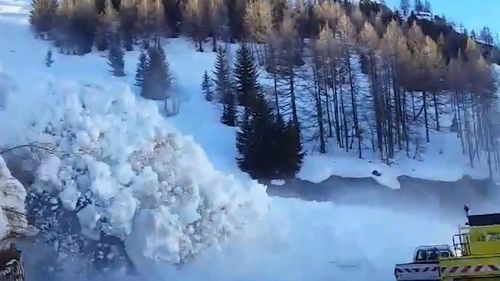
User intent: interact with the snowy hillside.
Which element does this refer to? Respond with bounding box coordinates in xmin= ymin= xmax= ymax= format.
xmin=0 ymin=0 xmax=268 ymax=269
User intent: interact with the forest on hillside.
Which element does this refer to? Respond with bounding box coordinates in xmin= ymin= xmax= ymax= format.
xmin=29 ymin=0 xmax=500 ymax=179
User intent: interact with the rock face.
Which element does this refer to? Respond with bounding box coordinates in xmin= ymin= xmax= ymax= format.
xmin=0 ymin=155 xmax=36 ymax=281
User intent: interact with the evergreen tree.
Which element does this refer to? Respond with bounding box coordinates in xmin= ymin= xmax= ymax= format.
xmin=201 ymin=71 xmax=214 ymax=102
xmin=45 ymin=50 xmax=54 ymax=67
xmin=274 ymin=116 xmax=303 ymax=177
xmin=213 ymin=47 xmax=236 ymax=126
xmin=135 ymin=52 xmax=149 ymax=87
xmin=236 ymin=96 xmax=303 ymax=178
xmin=236 ymin=96 xmax=273 ymax=178
xmin=213 ymin=47 xmax=231 ymax=101
xmin=233 ymin=43 xmax=261 ymax=109
xmin=221 ymin=84 xmax=237 ymax=126
xmin=141 ymin=45 xmax=171 ymax=101
xmin=108 ymin=36 xmax=125 ymax=77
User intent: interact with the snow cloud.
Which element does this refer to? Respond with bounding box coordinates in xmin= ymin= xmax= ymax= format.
xmin=0 ymin=77 xmax=269 ymax=265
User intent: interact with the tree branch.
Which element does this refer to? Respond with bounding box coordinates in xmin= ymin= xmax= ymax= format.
xmin=0 ymin=143 xmax=56 ymax=156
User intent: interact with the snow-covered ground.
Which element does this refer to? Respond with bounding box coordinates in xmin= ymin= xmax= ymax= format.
xmin=0 ymin=1 xmax=497 ymax=280
xmin=298 ymin=130 xmax=491 ymax=189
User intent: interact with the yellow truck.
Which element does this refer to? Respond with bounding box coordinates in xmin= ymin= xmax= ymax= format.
xmin=395 ymin=206 xmax=500 ymax=281
xmin=439 ymin=211 xmax=500 ymax=281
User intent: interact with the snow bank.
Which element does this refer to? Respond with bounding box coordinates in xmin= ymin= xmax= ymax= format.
xmin=270 ymin=179 xmax=286 ymax=186
xmin=298 ymin=131 xmax=491 ymax=189
xmin=0 ymin=77 xmax=269 ymax=264
xmin=297 ymin=154 xmax=402 ymax=189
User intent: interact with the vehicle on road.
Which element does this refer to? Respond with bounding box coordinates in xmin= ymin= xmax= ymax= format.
xmin=395 ymin=205 xmax=500 ymax=281
xmin=394 ymin=245 xmax=453 ymax=281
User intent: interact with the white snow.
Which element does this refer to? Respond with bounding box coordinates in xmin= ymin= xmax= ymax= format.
xmin=298 ymin=130 xmax=492 ymax=189
xmin=270 ymin=179 xmax=286 ymax=186
xmin=0 ymin=2 xmax=269 ymax=261
xmin=104 ymin=197 xmax=462 ymax=281
xmin=0 ymin=76 xmax=269 ymax=263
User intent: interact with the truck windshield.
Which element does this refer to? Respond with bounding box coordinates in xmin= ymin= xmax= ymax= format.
xmin=416 ymin=249 xmax=451 ymax=261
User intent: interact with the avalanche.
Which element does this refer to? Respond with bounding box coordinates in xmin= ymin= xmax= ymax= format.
xmin=0 ymin=73 xmax=269 ymax=265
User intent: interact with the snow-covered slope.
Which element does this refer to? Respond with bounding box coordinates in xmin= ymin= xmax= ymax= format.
xmin=0 ymin=0 xmax=268 ymax=266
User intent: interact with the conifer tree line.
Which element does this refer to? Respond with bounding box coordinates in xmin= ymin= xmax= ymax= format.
xmin=30 ymin=0 xmax=500 ymax=177
xmin=210 ymin=44 xmax=303 ymax=179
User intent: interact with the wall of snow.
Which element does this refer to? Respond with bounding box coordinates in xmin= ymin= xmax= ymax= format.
xmin=0 ymin=78 xmax=269 ymax=265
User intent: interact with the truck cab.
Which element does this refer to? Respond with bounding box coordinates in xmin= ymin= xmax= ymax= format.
xmin=395 ymin=245 xmax=454 ymax=281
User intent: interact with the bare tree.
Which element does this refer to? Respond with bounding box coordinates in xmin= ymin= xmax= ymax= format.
xmin=244 ymin=0 xmax=272 ymax=64
xmin=184 ymin=0 xmax=210 ymax=51
xmin=338 ymin=14 xmax=362 ymax=158
xmin=208 ymin=0 xmax=227 ymax=51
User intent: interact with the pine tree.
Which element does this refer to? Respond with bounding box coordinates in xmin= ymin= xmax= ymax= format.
xmin=221 ymin=85 xmax=237 ymax=126
xmin=45 ymin=50 xmax=54 ymax=67
xmin=271 ymin=114 xmax=304 ymax=177
xmin=281 ymin=119 xmax=304 ymax=176
xmin=141 ymin=45 xmax=172 ymax=101
xmin=135 ymin=52 xmax=149 ymax=87
xmin=233 ymin=43 xmax=261 ymax=109
xmin=236 ymin=96 xmax=274 ymax=178
xmin=213 ymin=47 xmax=231 ymax=101
xmin=213 ymin=47 xmax=236 ymax=126
xmin=201 ymin=71 xmax=214 ymax=102
xmin=236 ymin=96 xmax=302 ymax=178
xmin=108 ymin=36 xmax=125 ymax=77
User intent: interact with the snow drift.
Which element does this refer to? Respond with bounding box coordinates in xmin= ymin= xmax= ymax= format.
xmin=0 ymin=75 xmax=269 ymax=264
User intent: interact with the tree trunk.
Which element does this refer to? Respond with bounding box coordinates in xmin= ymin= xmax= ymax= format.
xmin=432 ymin=92 xmax=440 ymax=131
xmin=423 ymin=91 xmax=430 ymax=142
xmin=289 ymin=66 xmax=299 ymax=133
xmin=324 ymin=67 xmax=333 ymax=138
xmin=346 ymin=52 xmax=361 ymax=158
xmin=273 ymin=72 xmax=280 ymax=116
xmin=332 ymin=67 xmax=341 ymax=147
xmin=339 ymin=79 xmax=348 ymax=153
xmin=212 ymin=36 xmax=217 ymax=52
xmin=369 ymin=53 xmax=384 ymax=160
xmin=314 ymin=66 xmax=326 ymax=154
